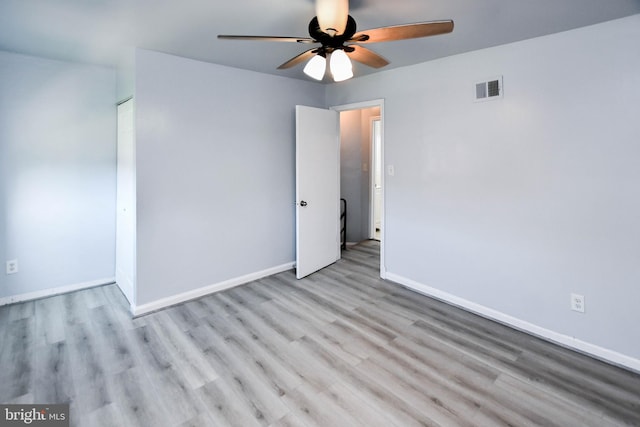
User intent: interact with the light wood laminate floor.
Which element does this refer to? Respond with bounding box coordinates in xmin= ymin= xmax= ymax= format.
xmin=1 ymin=241 xmax=639 ymax=426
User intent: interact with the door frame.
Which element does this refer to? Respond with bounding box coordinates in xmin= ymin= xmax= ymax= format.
xmin=116 ymin=97 xmax=136 ymax=306
xmin=369 ymin=115 xmax=382 ymax=241
xmin=331 ymin=99 xmax=386 ymax=279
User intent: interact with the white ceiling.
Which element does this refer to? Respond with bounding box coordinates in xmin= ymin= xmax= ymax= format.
xmin=1 ymin=0 xmax=639 ymax=81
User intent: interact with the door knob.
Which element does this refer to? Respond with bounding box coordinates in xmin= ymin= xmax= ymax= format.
xmin=300 ymin=200 xmax=308 ymax=207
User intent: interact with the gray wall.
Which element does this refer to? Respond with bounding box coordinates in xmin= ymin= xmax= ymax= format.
xmin=116 ymin=47 xmax=135 ymax=102
xmin=0 ymin=51 xmax=117 ymax=299
xmin=134 ymin=49 xmax=325 ymax=306
xmin=327 ymin=15 xmax=640 ymax=363
xmin=340 ymin=109 xmax=365 ymax=243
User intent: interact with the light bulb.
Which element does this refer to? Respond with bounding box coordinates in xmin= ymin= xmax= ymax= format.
xmin=330 ymin=49 xmax=353 ymax=82
xmin=303 ymin=54 xmax=326 ymax=81
xmin=316 ymin=0 xmax=349 ymax=35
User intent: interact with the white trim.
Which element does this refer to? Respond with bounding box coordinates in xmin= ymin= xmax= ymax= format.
xmin=369 ymin=115 xmax=382 ymax=241
xmin=385 ymin=272 xmax=640 ymax=374
xmin=331 ymin=99 xmax=385 ymax=112
xmin=132 ymin=262 xmax=295 ymax=317
xmin=0 ymin=277 xmax=115 ymax=306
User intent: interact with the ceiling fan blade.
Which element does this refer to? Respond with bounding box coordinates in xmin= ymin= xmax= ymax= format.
xmin=218 ymin=35 xmax=317 ymax=44
xmin=316 ymin=0 xmax=349 ymax=35
xmin=346 ymin=46 xmax=389 ymax=68
xmin=277 ymin=48 xmax=319 ymax=69
xmin=350 ymin=20 xmax=454 ymax=43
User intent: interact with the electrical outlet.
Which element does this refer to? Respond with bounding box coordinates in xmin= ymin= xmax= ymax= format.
xmin=571 ymin=293 xmax=585 ymax=313
xmin=6 ymin=259 xmax=18 ymax=275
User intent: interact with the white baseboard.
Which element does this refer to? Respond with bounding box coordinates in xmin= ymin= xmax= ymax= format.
xmin=385 ymin=272 xmax=640 ymax=374
xmin=132 ymin=262 xmax=295 ymax=317
xmin=0 ymin=277 xmax=115 ymax=306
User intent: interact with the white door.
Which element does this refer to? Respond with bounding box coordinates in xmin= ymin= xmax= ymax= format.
xmin=296 ymin=105 xmax=340 ymax=279
xmin=116 ymin=98 xmax=135 ymax=304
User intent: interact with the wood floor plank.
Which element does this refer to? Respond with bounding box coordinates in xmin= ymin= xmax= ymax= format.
xmin=226 ymin=285 xmax=273 ymax=308
xmin=323 ymin=382 xmax=402 ymax=427
xmin=268 ymin=413 xmax=312 ymax=427
xmin=519 ymin=336 xmax=640 ymax=404
xmin=66 ymin=314 xmax=113 ymax=407
xmin=201 ymin=312 xmax=304 ymax=394
xmin=232 ymin=296 xmax=306 ymax=344
xmin=258 ymin=300 xmax=309 ymax=341
xmin=130 ymin=324 xmax=173 ymax=372
xmin=35 ymin=295 xmax=66 ymax=345
xmin=195 ymin=379 xmax=264 ymax=427
xmin=148 ymin=310 xmax=220 ymax=389
xmin=88 ymin=305 xmax=136 ymax=375
xmin=77 ymin=402 xmax=126 ymax=427
xmin=258 ymin=277 xmax=338 ymax=326
xmin=511 ymin=351 xmax=640 ymax=423
xmin=304 ymin=275 xmax=362 ymax=311
xmin=281 ymin=383 xmax=366 ymax=427
xmin=127 ymin=326 xmax=203 ymax=426
xmin=240 ymin=280 xmax=276 ymax=304
xmin=0 ymin=317 xmax=35 ymax=402
xmin=143 ymin=364 xmax=204 ymax=426
xmin=200 ymin=293 xmax=241 ymax=318
xmin=183 ymin=297 xmax=215 ymax=319
xmin=292 ymin=284 xmax=398 ymax=345
xmin=368 ymin=338 xmax=535 ymax=427
xmin=492 ymin=373 xmax=618 ymax=427
xmin=177 ymin=412 xmax=218 ymax=427
xmin=353 ymin=357 xmax=478 ymax=427
xmin=293 ymin=333 xmax=441 ymax=427
xmin=205 ymin=303 xmax=340 ymax=392
xmin=325 ymin=318 xmax=389 ymax=360
xmin=261 ymin=299 xmax=364 ymax=366
xmin=259 ymin=275 xmax=340 ymax=324
xmin=7 ymin=300 xmax=35 ymax=322
xmin=108 ymin=367 xmax=169 ymax=427
xmin=99 ymin=285 xmax=138 ymax=330
xmin=187 ymin=322 xmax=290 ymax=425
xmin=33 ymin=341 xmax=74 ymax=404
xmin=166 ymin=303 xmax=202 ymax=332
xmin=1 ymin=241 xmax=639 ymax=427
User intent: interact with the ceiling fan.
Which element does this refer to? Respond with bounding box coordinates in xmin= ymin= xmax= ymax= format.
xmin=218 ymin=0 xmax=454 ymax=82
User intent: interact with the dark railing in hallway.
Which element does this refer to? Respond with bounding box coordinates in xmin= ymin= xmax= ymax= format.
xmin=340 ymin=198 xmax=347 ymax=250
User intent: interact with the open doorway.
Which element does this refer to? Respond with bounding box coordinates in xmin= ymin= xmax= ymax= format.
xmin=333 ymin=99 xmax=385 ymax=279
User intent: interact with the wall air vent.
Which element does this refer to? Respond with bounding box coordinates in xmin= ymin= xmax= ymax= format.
xmin=475 ymin=76 xmax=503 ymax=102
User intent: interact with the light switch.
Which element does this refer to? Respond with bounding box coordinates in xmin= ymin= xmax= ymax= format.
xmin=387 ymin=165 xmax=395 ymax=176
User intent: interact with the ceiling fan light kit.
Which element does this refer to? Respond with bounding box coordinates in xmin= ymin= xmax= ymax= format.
xmin=329 ymin=50 xmax=353 ymax=82
xmin=218 ymin=0 xmax=453 ymax=81
xmin=303 ymin=54 xmax=328 ymax=80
